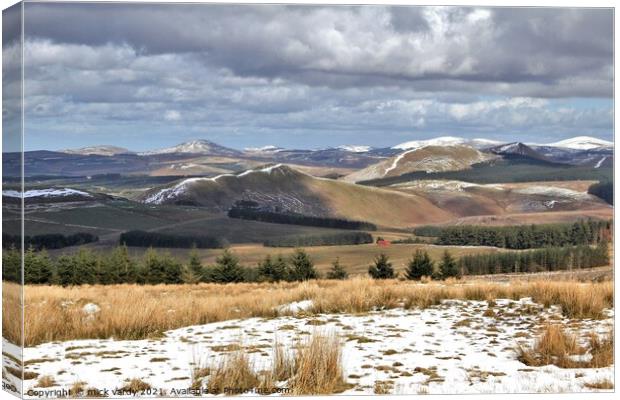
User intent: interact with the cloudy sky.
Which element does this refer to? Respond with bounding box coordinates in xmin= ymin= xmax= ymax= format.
xmin=3 ymin=3 xmax=614 ymax=151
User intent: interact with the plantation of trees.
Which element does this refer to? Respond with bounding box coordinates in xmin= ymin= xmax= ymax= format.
xmin=264 ymin=232 xmax=373 ymax=247
xmin=360 ymin=158 xmax=612 ymax=186
xmin=228 ymin=207 xmax=377 ymax=231
xmin=4 ymin=240 xmax=610 ymax=286
xmin=3 ymin=245 xmax=329 ymax=286
xmin=2 ymin=232 xmax=98 ymax=250
xmin=119 ymin=230 xmax=224 ymax=249
xmin=413 ymin=220 xmax=610 ymax=249
xmin=588 ymin=181 xmax=613 ymax=205
xmin=459 ymin=242 xmax=609 ymax=275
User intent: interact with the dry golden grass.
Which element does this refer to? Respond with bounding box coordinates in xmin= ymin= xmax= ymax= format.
xmin=272 ymin=340 xmax=296 ymax=382
xmin=584 ymin=379 xmax=614 ymax=390
xmin=36 ymin=375 xmax=57 ymax=388
xmin=517 ymin=325 xmax=614 ymax=369
xmin=2 ymin=281 xmax=22 ymax=345
xmin=120 ymin=378 xmax=151 ymax=392
xmin=516 ymin=325 xmax=581 ymax=368
xmin=11 ymin=278 xmax=613 ymax=346
xmin=291 ymin=332 xmax=349 ymax=395
xmin=205 ymin=351 xmax=259 ymax=394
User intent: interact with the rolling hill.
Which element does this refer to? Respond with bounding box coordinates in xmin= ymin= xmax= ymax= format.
xmin=139 ymin=164 xmax=452 ymax=228
xmin=342 ymin=145 xmax=496 ymax=183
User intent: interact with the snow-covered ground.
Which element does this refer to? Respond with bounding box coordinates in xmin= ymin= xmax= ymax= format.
xmin=2 ymin=188 xmax=93 ymax=199
xmin=4 ymin=299 xmax=613 ymax=397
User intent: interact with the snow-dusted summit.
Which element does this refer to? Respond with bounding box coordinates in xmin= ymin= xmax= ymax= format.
xmin=393 ymin=136 xmax=501 ymax=150
xmin=547 ymin=136 xmax=613 ymax=150
xmin=139 ymin=140 xmax=241 ymax=156
xmin=62 ymin=145 xmax=133 ymax=156
xmin=337 ymin=145 xmax=373 ymax=153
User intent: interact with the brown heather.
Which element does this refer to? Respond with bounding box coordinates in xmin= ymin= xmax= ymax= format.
xmin=3 ymin=278 xmax=613 ymax=346
xmin=291 ymin=332 xmax=349 ymax=395
xmin=516 ymin=324 xmax=614 ymax=369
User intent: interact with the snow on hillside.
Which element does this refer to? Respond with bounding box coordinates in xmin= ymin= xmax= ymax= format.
xmin=337 ymin=145 xmax=372 ymax=153
xmin=2 ymin=188 xmax=93 ymax=198
xmin=143 ymin=164 xmax=285 ymax=204
xmin=244 ymin=145 xmax=284 ymax=153
xmin=547 ymin=136 xmax=613 ymax=150
xmin=393 ymin=137 xmax=501 ymax=150
xmin=10 ymin=299 xmax=613 ymax=397
xmin=62 ymin=145 xmax=133 ymax=156
xmin=139 ymin=140 xmax=239 ymax=155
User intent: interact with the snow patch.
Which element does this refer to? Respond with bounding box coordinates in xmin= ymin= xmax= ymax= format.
xmin=337 ymin=145 xmax=372 ymax=153
xmin=547 ymin=136 xmax=613 ymax=150
xmin=2 ymin=188 xmax=93 ymax=199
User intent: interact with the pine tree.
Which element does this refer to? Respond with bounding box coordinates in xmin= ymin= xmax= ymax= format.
xmin=2 ymin=245 xmax=21 ymax=282
xmin=75 ymin=248 xmax=98 ymax=285
xmin=24 ymin=247 xmax=53 ymax=284
xmin=211 ymin=249 xmax=245 ymax=283
xmin=258 ymin=255 xmax=276 ymax=282
xmin=439 ymin=250 xmax=459 ymax=279
xmin=326 ymin=258 xmax=348 ymax=280
xmin=289 ymin=249 xmax=318 ymax=281
xmin=56 ymin=254 xmax=79 ymax=286
xmin=405 ymin=250 xmax=434 ymax=280
xmin=368 ymin=253 xmax=395 ymax=279
xmin=182 ymin=248 xmax=203 ymax=283
xmin=143 ymin=248 xmax=166 ymax=284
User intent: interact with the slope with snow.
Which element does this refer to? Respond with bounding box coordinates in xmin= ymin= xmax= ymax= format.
xmin=393 ymin=136 xmax=502 ymax=150
xmin=343 ymin=145 xmax=496 ymax=183
xmin=547 ymin=136 xmax=613 ymax=150
xmin=140 ymin=164 xmax=452 ymax=228
xmin=337 ymin=145 xmax=373 ymax=153
xmin=2 ymin=188 xmax=93 ymax=199
xmin=61 ymin=145 xmax=134 ymax=156
xmin=139 ymin=140 xmax=241 ymax=156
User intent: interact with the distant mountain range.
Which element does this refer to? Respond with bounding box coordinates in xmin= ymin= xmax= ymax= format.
xmin=2 ymin=135 xmax=612 ymax=178
xmin=58 ymin=135 xmax=614 ymax=156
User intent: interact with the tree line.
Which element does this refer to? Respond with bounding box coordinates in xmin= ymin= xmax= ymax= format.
xmin=413 ymin=220 xmax=610 ymax=249
xmin=2 ymin=232 xmax=98 ymax=250
xmin=119 ymin=230 xmax=225 ymax=249
xmin=2 ymin=245 xmax=346 ymax=286
xmin=228 ymin=207 xmax=377 ymax=231
xmin=360 ymin=158 xmax=612 ymax=186
xmin=264 ymin=232 xmax=373 ymax=247
xmin=588 ymin=181 xmax=613 ymax=205
xmin=4 ymin=241 xmax=609 ymax=286
xmin=458 ymin=242 xmax=609 ymax=275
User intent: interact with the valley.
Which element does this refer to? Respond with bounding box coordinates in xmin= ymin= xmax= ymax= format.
xmin=2 ymin=135 xmax=614 ymax=397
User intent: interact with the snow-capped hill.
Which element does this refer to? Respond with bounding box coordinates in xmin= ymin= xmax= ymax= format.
xmin=393 ymin=136 xmax=501 ymax=150
xmin=143 ymin=164 xmax=295 ymax=204
xmin=337 ymin=145 xmax=373 ymax=153
xmin=3 ymin=188 xmax=93 ymax=199
xmin=244 ymin=145 xmax=284 ymax=153
xmin=393 ymin=136 xmax=465 ymax=150
xmin=489 ymin=142 xmax=549 ymax=161
xmin=140 ymin=140 xmax=241 ymax=156
xmin=343 ymin=145 xmax=496 ymax=183
xmin=62 ymin=145 xmax=133 ymax=156
xmin=547 ymin=136 xmax=613 ymax=150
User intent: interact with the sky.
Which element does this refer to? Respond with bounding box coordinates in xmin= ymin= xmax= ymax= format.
xmin=2 ymin=3 xmax=614 ymax=151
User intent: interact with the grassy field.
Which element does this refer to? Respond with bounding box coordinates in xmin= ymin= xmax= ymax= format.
xmin=184 ymin=242 xmax=502 ymax=275
xmin=7 ymin=278 xmax=613 ymax=347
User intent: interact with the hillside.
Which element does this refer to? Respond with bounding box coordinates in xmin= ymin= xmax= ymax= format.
xmin=140 ymin=164 xmax=452 ymax=228
xmin=343 ymin=145 xmax=496 ymax=183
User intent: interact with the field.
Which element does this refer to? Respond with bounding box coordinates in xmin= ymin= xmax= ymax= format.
xmin=2 ymin=278 xmax=614 ymax=396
